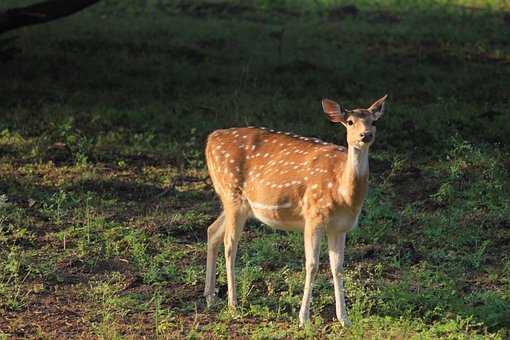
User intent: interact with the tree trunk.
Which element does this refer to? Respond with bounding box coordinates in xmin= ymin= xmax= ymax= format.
xmin=0 ymin=0 xmax=101 ymax=35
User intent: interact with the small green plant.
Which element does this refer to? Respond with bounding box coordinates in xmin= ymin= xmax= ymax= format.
xmin=238 ymin=264 xmax=263 ymax=309
xmin=41 ymin=190 xmax=66 ymax=226
xmin=0 ymin=245 xmax=32 ymax=311
xmin=89 ymin=272 xmax=132 ymax=338
xmin=152 ymin=289 xmax=176 ymax=339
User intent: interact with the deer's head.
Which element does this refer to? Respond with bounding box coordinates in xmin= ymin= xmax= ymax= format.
xmin=322 ymin=95 xmax=387 ymax=149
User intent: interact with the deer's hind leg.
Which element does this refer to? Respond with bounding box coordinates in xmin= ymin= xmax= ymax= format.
xmin=204 ymin=211 xmax=225 ymax=307
xmin=223 ymin=202 xmax=249 ymax=308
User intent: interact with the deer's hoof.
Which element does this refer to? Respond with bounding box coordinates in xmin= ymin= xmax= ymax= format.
xmin=339 ymin=317 xmax=352 ymax=327
xmin=299 ymin=311 xmax=310 ymax=328
xmin=205 ymin=295 xmax=216 ymax=308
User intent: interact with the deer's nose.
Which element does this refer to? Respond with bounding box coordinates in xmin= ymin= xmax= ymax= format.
xmin=360 ymin=132 xmax=373 ymax=143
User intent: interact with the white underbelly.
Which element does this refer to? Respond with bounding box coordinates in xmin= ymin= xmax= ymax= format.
xmin=247 ymin=197 xmax=304 ymax=231
xmin=246 ymin=198 xmax=359 ymax=233
xmin=252 ymin=210 xmax=305 ymax=231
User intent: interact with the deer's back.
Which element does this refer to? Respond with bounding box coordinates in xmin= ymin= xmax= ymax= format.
xmin=206 ymin=128 xmax=352 ymax=229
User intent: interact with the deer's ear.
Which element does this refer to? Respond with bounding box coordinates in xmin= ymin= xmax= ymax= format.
xmin=368 ymin=94 xmax=388 ymax=121
xmin=322 ymin=98 xmax=346 ymax=123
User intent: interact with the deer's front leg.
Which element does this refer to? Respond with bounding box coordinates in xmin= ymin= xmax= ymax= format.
xmin=299 ymin=224 xmax=323 ymax=326
xmin=224 ymin=208 xmax=247 ymax=309
xmin=327 ymin=231 xmax=351 ymax=327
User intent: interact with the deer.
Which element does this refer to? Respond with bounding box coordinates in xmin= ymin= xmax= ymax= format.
xmin=203 ymin=95 xmax=387 ymax=327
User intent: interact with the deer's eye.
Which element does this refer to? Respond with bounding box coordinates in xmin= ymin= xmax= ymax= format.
xmin=347 ymin=120 xmax=354 ymax=126
xmin=371 ymin=120 xmax=376 ymax=126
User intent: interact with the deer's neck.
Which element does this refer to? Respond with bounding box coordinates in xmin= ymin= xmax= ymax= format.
xmin=337 ymin=146 xmax=369 ymax=209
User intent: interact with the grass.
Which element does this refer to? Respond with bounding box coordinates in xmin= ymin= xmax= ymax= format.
xmin=0 ymin=0 xmax=509 ymax=338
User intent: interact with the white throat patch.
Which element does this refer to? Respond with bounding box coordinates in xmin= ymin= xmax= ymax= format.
xmin=349 ymin=146 xmax=369 ymax=177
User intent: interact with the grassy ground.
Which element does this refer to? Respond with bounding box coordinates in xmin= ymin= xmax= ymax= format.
xmin=0 ymin=0 xmax=509 ymax=338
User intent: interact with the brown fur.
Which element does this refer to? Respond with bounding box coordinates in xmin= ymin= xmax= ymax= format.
xmin=203 ymin=95 xmax=387 ymax=326
xmin=206 ymin=128 xmax=367 ymax=231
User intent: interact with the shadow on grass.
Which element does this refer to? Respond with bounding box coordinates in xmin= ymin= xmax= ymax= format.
xmin=0 ymin=1 xmax=509 ymax=148
xmin=72 ymin=178 xmax=163 ymax=202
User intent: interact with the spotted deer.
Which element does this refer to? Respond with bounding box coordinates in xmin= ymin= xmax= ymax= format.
xmin=204 ymin=95 xmax=387 ymax=326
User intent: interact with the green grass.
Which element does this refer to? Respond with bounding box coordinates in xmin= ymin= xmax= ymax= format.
xmin=0 ymin=0 xmax=509 ymax=338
